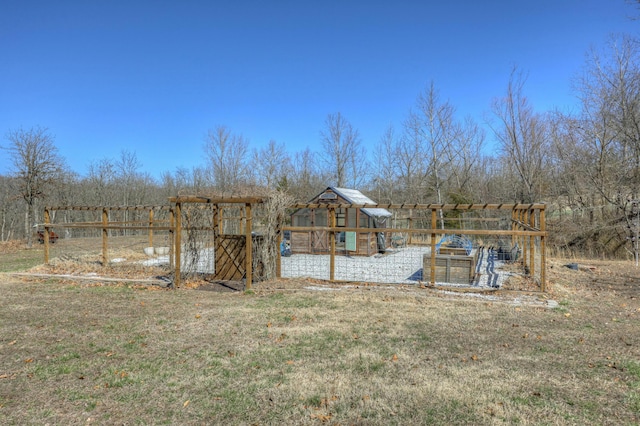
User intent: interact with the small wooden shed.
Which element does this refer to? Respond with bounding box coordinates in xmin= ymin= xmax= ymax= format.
xmin=289 ymin=187 xmax=392 ymax=256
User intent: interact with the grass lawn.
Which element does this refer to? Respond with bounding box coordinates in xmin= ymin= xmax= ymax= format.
xmin=0 ymin=242 xmax=639 ymax=425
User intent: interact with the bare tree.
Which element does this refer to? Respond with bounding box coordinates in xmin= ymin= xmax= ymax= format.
xmin=289 ymin=148 xmax=325 ymax=201
xmin=252 ymin=139 xmax=292 ymax=189
xmin=4 ymin=127 xmax=64 ymax=246
xmin=490 ymin=67 xmax=550 ymax=202
xmin=372 ymin=125 xmax=400 ymax=203
xmin=160 ymin=165 xmax=211 ymax=197
xmin=112 ymin=150 xmax=156 ymax=227
xmin=86 ymin=158 xmax=117 ymax=205
xmin=204 ymin=126 xmax=252 ymax=195
xmin=115 ymin=150 xmax=142 ymax=205
xmin=448 ymin=116 xmax=485 ymax=202
xmin=557 ymin=35 xmax=640 ymax=257
xmin=394 ymin=124 xmax=429 ymax=202
xmin=406 ymin=83 xmax=464 ymax=209
xmin=583 ymin=35 xmax=640 ymax=205
xmin=0 ymin=175 xmax=21 ymax=241
xmin=320 ymin=112 xmax=368 ymax=188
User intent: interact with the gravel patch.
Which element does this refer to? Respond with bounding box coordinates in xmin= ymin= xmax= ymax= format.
xmin=283 ymin=246 xmax=517 ymax=289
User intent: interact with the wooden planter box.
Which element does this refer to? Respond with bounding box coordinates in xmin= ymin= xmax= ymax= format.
xmin=438 ymin=247 xmax=468 ymax=256
xmin=424 ymin=252 xmax=477 ymax=284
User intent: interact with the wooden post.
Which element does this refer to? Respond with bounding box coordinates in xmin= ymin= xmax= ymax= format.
xmin=408 ymin=209 xmax=413 ymax=245
xmin=330 ymin=207 xmax=336 ymax=281
xmin=44 ymin=208 xmax=50 ymax=264
xmin=517 ymin=208 xmax=522 ymax=253
xmin=430 ymin=208 xmax=437 ymax=285
xmin=148 ymin=209 xmax=154 ymax=248
xmin=213 ymin=206 xmax=219 ymax=276
xmin=540 ymin=206 xmax=547 ymax=292
xmin=212 ymin=205 xmax=219 ymax=234
xmin=169 ymin=208 xmax=175 ymax=269
xmin=529 ymin=207 xmax=535 ymax=277
xmin=245 ymin=203 xmax=253 ymax=290
xmin=524 ymin=210 xmax=529 ymax=270
xmin=102 ymin=208 xmax=109 ymax=266
xmin=276 ymin=207 xmax=282 ymax=279
xmin=511 ymin=209 xmax=517 ymax=248
xmin=241 ymin=205 xmax=246 ymax=235
xmin=521 ymin=209 xmax=528 ymax=270
xmin=174 ymin=202 xmax=182 ymax=288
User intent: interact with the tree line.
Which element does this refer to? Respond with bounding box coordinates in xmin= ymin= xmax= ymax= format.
xmin=2 ymin=35 xmax=640 ymax=260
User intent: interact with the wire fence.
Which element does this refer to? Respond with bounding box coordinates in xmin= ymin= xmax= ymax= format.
xmin=40 ymin=201 xmax=547 ymax=292
xmin=280 ymin=203 xmax=547 ymax=291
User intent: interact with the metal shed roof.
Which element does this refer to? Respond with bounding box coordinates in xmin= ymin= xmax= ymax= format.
xmin=331 ymin=187 xmax=392 ymax=218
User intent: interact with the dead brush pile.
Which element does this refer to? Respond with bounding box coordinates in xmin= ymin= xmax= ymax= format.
xmin=0 ymin=240 xmax=27 ymax=254
xmin=27 ymin=248 xmax=171 ymax=282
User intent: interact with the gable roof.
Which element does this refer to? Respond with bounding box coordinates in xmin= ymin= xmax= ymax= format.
xmin=328 ymin=187 xmax=392 ymax=218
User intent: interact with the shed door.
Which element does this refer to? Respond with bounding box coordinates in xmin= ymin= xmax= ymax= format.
xmin=311 ymin=230 xmax=328 ymax=253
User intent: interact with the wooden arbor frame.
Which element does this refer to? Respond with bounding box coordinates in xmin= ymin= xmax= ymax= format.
xmin=284 ymin=202 xmax=548 ymax=291
xmin=168 ymin=196 xmax=265 ymax=288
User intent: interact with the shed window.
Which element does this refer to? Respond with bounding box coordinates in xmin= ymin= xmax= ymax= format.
xmin=315 ymin=209 xmax=327 ymax=226
xmin=336 ymin=208 xmax=346 ymax=227
xmin=293 ymin=209 xmax=310 ymax=227
xmin=347 ymin=208 xmax=357 ymax=228
xmin=359 ymin=212 xmax=370 ymax=228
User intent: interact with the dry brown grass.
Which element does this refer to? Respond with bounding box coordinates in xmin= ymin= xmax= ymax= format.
xmin=0 ymin=246 xmax=639 ymax=425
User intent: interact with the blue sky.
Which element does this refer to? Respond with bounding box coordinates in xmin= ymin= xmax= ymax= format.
xmin=1 ymin=0 xmax=638 ymax=179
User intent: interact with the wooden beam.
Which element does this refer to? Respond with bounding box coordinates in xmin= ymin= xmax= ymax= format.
xmin=40 ymin=220 xmax=170 ymax=227
xmin=290 ymin=202 xmax=546 ymax=211
xmin=6 ymin=272 xmax=171 ymax=286
xmin=45 ymin=205 xmax=172 ymax=212
xmin=282 ymin=226 xmax=547 ymax=237
xmin=168 ymin=196 xmax=265 ymax=204
xmin=511 ymin=219 xmax=541 ymax=232
xmin=43 ymin=224 xmax=173 ymax=231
